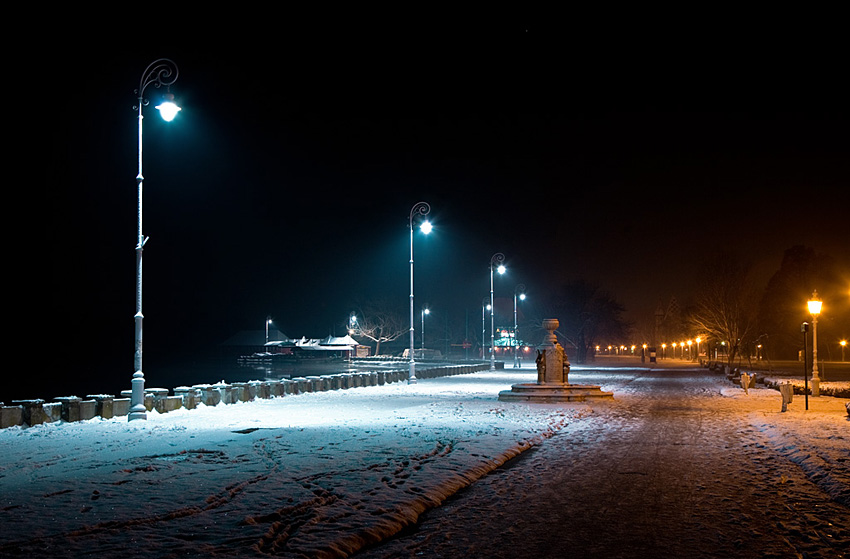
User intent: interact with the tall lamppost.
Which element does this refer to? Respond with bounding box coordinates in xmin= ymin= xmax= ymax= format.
xmin=408 ymin=202 xmax=431 ymax=384
xmin=265 ymin=316 xmax=273 ymax=345
xmin=489 ymin=253 xmax=506 ymax=371
xmin=421 ymin=307 xmax=430 ymax=349
xmin=808 ymin=291 xmax=823 ymax=397
xmin=513 ymin=284 xmax=526 ymax=368
xmin=482 ymin=298 xmax=490 ymax=360
xmin=129 ymin=59 xmax=180 ymax=422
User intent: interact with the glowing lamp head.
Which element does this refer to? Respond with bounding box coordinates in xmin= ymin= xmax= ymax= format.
xmin=808 ymin=291 xmax=822 ymax=315
xmin=424 ymin=308 xmax=430 ymax=315
xmin=155 ymin=93 xmax=181 ymax=121
xmin=419 ymin=220 xmax=432 ymax=234
xmin=497 ymin=264 xmax=506 ymax=275
xmin=519 ymin=293 xmax=526 ymax=301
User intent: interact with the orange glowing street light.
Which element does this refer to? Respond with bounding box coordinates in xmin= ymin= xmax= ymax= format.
xmin=807 ymin=291 xmax=822 ymax=396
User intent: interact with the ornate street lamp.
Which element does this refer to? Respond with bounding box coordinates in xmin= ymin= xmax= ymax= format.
xmin=408 ymin=202 xmax=431 ymax=384
xmin=129 ymin=59 xmax=179 ymax=421
xmin=513 ymin=284 xmax=526 ymax=368
xmin=489 ymin=253 xmax=506 ymax=371
xmin=808 ymin=290 xmax=823 ymax=396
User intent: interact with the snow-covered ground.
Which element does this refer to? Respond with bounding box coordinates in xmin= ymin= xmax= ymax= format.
xmin=1 ymin=364 xmax=847 ymax=558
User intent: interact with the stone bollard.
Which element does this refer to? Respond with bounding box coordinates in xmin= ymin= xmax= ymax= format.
xmin=43 ymin=403 xmax=61 ymax=423
xmin=255 ymin=381 xmax=271 ymax=399
xmin=174 ymin=387 xmax=199 ymax=410
xmin=145 ymin=388 xmax=169 ymax=412
xmin=232 ymin=382 xmax=249 ymax=402
xmin=79 ymin=399 xmax=97 ymax=420
xmin=268 ymin=381 xmax=284 ymax=397
xmin=740 ymin=373 xmax=750 ymax=395
xmin=1 ymin=405 xmax=24 ymax=428
xmin=87 ymin=395 xmax=115 ymax=419
xmin=55 ymin=396 xmax=83 ymax=422
xmin=113 ymin=398 xmax=130 ymax=416
xmin=193 ymin=385 xmax=222 ymax=406
xmin=213 ymin=383 xmax=234 ymax=404
xmin=289 ymin=377 xmax=304 ymax=394
xmin=779 ymin=383 xmax=794 ymax=412
xmin=11 ymin=400 xmax=46 ymax=427
xmin=332 ymin=374 xmax=345 ymax=390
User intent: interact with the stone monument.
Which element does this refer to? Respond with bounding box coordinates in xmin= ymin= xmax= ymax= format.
xmin=498 ymin=318 xmax=613 ymax=402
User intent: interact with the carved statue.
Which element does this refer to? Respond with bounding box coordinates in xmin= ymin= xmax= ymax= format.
xmin=536 ymin=350 xmax=545 ymax=384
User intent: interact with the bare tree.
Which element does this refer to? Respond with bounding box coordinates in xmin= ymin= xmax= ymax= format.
xmin=688 ymin=253 xmax=759 ymax=367
xmin=549 ymin=279 xmax=631 ymax=363
xmin=350 ymin=299 xmax=407 ymax=356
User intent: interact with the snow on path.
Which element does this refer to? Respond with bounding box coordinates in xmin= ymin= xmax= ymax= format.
xmin=0 ymin=369 xmax=580 ymax=558
xmin=1 ymin=367 xmax=847 ymax=558
xmin=357 ymin=369 xmax=850 ymax=559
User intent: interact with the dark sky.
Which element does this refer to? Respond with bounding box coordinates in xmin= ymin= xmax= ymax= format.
xmin=9 ymin=24 xmax=848 ymax=400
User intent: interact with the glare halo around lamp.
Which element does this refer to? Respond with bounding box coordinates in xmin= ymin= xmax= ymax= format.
xmin=129 ymin=59 xmax=179 ymax=421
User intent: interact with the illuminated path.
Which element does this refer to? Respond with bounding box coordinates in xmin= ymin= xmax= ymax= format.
xmin=359 ymin=366 xmax=850 ymax=559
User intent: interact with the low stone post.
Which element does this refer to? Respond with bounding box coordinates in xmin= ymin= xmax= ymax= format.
xmin=779 ymin=382 xmax=794 ymax=412
xmin=88 ymin=395 xmax=115 ymax=419
xmin=1 ymin=405 xmax=23 ymax=428
xmin=174 ymin=387 xmax=198 ymax=409
xmin=740 ymin=373 xmax=750 ymax=395
xmin=55 ymin=396 xmax=83 ymax=422
xmin=11 ymin=400 xmax=46 ymax=427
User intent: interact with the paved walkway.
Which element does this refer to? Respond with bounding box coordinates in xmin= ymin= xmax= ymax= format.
xmin=358 ymin=366 xmax=850 ymax=559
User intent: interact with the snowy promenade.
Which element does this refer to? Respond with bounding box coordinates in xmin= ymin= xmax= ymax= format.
xmin=1 ymin=363 xmax=847 ymax=558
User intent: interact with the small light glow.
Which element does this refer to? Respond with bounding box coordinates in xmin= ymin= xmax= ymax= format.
xmin=420 ymin=220 xmax=433 ymax=234
xmin=519 ymin=293 xmax=526 ymax=301
xmin=497 ymin=264 xmax=506 ymax=275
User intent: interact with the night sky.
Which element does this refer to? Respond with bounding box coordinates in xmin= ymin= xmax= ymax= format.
xmin=10 ymin=24 xmax=848 ymax=400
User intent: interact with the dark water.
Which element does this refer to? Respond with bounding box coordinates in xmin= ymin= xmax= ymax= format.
xmin=142 ymin=358 xmax=413 ymax=391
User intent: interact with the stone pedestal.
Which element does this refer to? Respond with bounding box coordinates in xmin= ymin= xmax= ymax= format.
xmin=499 ymin=319 xmax=613 ymax=403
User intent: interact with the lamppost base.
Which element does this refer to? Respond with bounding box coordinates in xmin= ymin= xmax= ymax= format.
xmin=128 ymin=371 xmax=147 ymax=421
xmin=811 ymin=376 xmax=820 ymax=397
